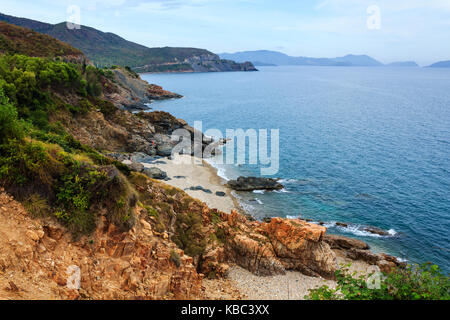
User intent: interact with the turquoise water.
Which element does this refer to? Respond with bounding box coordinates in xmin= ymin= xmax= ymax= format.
xmin=141 ymin=66 xmax=450 ymax=272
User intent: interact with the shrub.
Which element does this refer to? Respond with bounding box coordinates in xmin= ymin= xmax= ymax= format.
xmin=0 ymin=89 xmax=24 ymax=143
xmin=306 ymin=263 xmax=450 ymax=300
xmin=172 ymin=211 xmax=206 ymax=257
xmin=170 ymin=250 xmax=181 ymax=268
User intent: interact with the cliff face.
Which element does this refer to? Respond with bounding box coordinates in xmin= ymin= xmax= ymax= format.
xmin=187 ymin=54 xmax=258 ymax=72
xmin=105 ymin=67 xmax=182 ymax=111
xmin=0 ymin=190 xmax=202 ymax=300
xmin=134 ymin=53 xmax=258 ymax=73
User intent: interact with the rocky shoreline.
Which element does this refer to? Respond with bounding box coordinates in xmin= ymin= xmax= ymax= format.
xmin=0 ymin=60 xmax=407 ymax=300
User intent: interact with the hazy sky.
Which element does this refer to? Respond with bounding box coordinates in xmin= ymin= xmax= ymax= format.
xmin=1 ymin=0 xmax=449 ymax=65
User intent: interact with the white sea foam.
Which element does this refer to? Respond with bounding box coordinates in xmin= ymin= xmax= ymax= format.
xmin=278 ymin=179 xmax=299 ymax=184
xmin=337 ymin=225 xmax=383 ymax=238
xmin=274 ymin=188 xmax=290 ymax=194
xmin=388 ymin=229 xmax=398 ymax=236
xmin=253 ymin=190 xmax=265 ymax=194
xmin=205 ymin=159 xmax=230 ymax=181
xmin=286 ymin=215 xmax=300 ymax=220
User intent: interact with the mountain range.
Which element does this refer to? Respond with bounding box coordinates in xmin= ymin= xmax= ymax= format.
xmin=0 ymin=12 xmax=256 ymax=73
xmin=219 ymin=50 xmax=421 ymax=67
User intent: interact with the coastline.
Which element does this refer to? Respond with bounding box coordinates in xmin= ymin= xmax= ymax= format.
xmin=139 ymin=154 xmax=390 ymax=300
xmin=140 ymin=154 xmax=241 ymax=214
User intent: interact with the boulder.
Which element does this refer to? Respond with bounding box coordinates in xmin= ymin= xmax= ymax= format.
xmin=143 ymin=167 xmax=168 ymax=180
xmin=346 ymin=249 xmax=381 ymax=264
xmin=225 ymin=234 xmax=286 ymax=276
xmin=127 ymin=162 xmax=144 ymax=173
xmin=261 ymin=218 xmax=337 ymax=279
xmin=227 ymin=177 xmax=284 ymax=192
xmin=185 ymin=186 xmax=213 ymax=194
xmin=336 ymin=222 xmax=348 ymax=227
xmin=363 ymin=226 xmax=389 ymax=236
xmin=130 ymin=152 xmax=157 ymax=163
xmin=324 ymin=234 xmax=370 ymax=250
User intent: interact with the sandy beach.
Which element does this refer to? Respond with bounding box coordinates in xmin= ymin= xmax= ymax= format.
xmin=140 ymin=154 xmax=239 ymax=214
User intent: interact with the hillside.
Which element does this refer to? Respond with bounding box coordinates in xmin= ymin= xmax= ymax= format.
xmin=219 ymin=50 xmax=384 ymax=67
xmin=0 ymin=12 xmax=256 ymax=73
xmin=429 ymin=60 xmax=450 ymax=68
xmin=0 ymin=22 xmax=83 ymax=60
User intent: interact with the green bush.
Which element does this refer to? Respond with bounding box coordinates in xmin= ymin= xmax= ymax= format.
xmin=0 ymin=89 xmax=24 ymax=143
xmin=172 ymin=211 xmax=206 ymax=257
xmin=0 ymin=139 xmax=50 ymax=185
xmin=307 ymin=263 xmax=450 ymax=300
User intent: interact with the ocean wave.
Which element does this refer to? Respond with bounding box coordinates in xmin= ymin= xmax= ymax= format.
xmin=204 ymin=159 xmax=230 ymax=181
xmin=387 ymin=229 xmax=398 ymax=236
xmin=303 ymin=220 xmax=397 ymax=238
xmin=334 ymin=224 xmax=398 ymax=238
xmin=278 ymin=179 xmax=299 ymax=184
xmin=274 ymin=188 xmax=290 ymax=193
xmin=336 ymin=224 xmax=384 ymax=238
xmin=253 ymin=190 xmax=265 ymax=194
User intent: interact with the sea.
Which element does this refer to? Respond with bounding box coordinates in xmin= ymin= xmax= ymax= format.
xmin=141 ymin=66 xmax=450 ymax=272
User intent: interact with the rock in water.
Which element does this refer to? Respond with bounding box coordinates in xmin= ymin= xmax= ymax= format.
xmin=363 ymin=226 xmax=390 ymax=236
xmin=143 ymin=167 xmax=168 ymax=180
xmin=227 ymin=177 xmax=284 ymax=192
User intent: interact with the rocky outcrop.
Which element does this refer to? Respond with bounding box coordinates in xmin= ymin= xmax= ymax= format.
xmin=200 ymin=210 xmax=338 ymax=279
xmin=324 ymin=234 xmax=370 ymax=250
xmin=147 ymin=84 xmax=183 ymax=100
xmin=135 ymin=53 xmax=258 ymax=73
xmin=227 ymin=177 xmax=284 ymax=192
xmin=260 ymin=218 xmax=337 ymax=278
xmin=105 ymin=68 xmax=182 ymax=111
xmin=0 ymin=190 xmax=203 ymax=300
xmin=187 ymin=54 xmax=258 ymax=72
xmin=323 ymin=234 xmax=406 ymax=274
xmin=362 ymin=226 xmax=390 ymax=236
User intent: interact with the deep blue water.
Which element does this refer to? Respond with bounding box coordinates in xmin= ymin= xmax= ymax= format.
xmin=141 ymin=66 xmax=450 ymax=272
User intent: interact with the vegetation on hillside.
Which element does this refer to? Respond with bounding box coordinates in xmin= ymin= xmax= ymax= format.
xmin=0 ymin=13 xmax=212 ymax=68
xmin=0 ymin=22 xmax=82 ymax=58
xmin=0 ymin=54 xmax=133 ymax=235
xmin=307 ymin=263 xmax=450 ymax=300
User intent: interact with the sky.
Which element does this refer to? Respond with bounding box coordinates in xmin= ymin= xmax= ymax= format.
xmin=1 ymin=0 xmax=449 ymax=66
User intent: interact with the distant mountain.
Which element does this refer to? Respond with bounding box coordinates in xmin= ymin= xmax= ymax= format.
xmin=428 ymin=60 xmax=450 ymax=68
xmin=387 ymin=61 xmax=419 ymax=67
xmin=253 ymin=61 xmax=278 ymax=66
xmin=219 ymin=50 xmax=385 ymax=67
xmin=0 ymin=12 xmax=256 ymax=73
